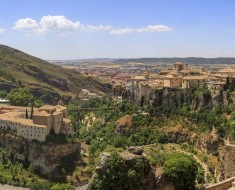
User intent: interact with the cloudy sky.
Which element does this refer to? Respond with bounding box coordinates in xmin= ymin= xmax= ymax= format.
xmin=0 ymin=0 xmax=235 ymax=59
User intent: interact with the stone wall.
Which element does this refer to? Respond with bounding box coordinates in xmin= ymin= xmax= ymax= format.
xmin=205 ymin=177 xmax=235 ymax=190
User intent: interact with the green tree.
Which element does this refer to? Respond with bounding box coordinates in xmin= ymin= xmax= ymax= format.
xmin=7 ymin=88 xmax=33 ymax=106
xmin=25 ymin=108 xmax=28 ymax=119
xmin=30 ymin=181 xmax=51 ymax=190
xmin=0 ymin=90 xmax=7 ymax=98
xmin=163 ymin=153 xmax=198 ymax=190
xmin=89 ymin=152 xmax=145 ymax=190
xmin=140 ymin=95 xmax=144 ymax=107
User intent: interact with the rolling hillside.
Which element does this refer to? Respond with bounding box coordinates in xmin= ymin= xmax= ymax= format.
xmin=0 ymin=45 xmax=108 ymax=104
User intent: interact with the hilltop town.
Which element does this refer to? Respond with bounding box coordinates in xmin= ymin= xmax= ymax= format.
xmin=112 ymin=62 xmax=235 ymax=103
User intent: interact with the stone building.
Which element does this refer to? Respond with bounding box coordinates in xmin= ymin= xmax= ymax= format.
xmin=0 ymin=111 xmax=48 ymax=142
xmin=182 ymin=76 xmax=207 ymax=89
xmin=217 ymin=68 xmax=235 ymax=76
xmin=163 ymin=73 xmax=182 ymax=88
xmin=0 ymin=104 xmax=72 ymax=142
xmin=173 ymin=62 xmax=187 ymax=72
xmin=33 ymin=105 xmax=71 ymax=135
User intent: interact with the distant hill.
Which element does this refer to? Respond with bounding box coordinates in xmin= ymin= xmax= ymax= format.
xmin=0 ymin=45 xmax=109 ymax=104
xmin=114 ymin=57 xmax=235 ymax=65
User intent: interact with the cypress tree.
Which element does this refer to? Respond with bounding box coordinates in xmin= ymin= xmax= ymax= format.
xmin=26 ymin=108 xmax=28 ymax=119
xmin=30 ymin=97 xmax=35 ymax=119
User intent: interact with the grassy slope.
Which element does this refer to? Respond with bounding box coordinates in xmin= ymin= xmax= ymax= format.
xmin=0 ymin=45 xmax=107 ymax=103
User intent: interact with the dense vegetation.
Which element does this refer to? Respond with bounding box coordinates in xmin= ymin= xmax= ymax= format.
xmin=70 ymin=87 xmax=234 ymax=188
xmin=163 ymin=153 xmax=198 ymax=190
xmin=89 ymin=152 xmax=146 ymax=190
xmin=74 ymin=98 xmax=171 ymax=164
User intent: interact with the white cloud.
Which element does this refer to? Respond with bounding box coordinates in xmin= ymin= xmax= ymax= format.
xmin=110 ymin=28 xmax=134 ymax=35
xmin=137 ymin=25 xmax=173 ymax=32
xmin=13 ymin=15 xmax=173 ymax=36
xmin=37 ymin=15 xmax=80 ymax=33
xmin=111 ymin=25 xmax=173 ymax=35
xmin=81 ymin=24 xmax=112 ymax=31
xmin=0 ymin=28 xmax=5 ymax=34
xmin=13 ymin=18 xmax=38 ymax=30
xmin=110 ymin=25 xmax=173 ymax=35
xmin=13 ymin=15 xmax=112 ymax=35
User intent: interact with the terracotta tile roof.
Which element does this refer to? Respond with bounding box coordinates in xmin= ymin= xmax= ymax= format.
xmin=63 ymin=118 xmax=71 ymax=123
xmin=164 ymin=73 xmax=182 ymax=79
xmin=0 ymin=112 xmax=47 ymax=128
xmin=133 ymin=76 xmax=146 ymax=80
xmin=182 ymin=76 xmax=207 ymax=80
xmin=34 ymin=110 xmax=51 ymax=117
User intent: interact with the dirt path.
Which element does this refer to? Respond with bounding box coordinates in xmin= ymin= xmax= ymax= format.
xmin=0 ymin=184 xmax=29 ymax=190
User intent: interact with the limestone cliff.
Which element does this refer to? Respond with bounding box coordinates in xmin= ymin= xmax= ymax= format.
xmin=0 ymin=132 xmax=80 ymax=181
xmin=224 ymin=144 xmax=235 ymax=179
xmin=150 ymin=87 xmax=235 ymax=111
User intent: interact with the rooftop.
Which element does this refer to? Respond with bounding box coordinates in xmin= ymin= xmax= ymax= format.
xmin=183 ymin=76 xmax=207 ymax=80
xmin=63 ymin=118 xmax=71 ymax=123
xmin=34 ymin=110 xmax=51 ymax=117
xmin=38 ymin=105 xmax=56 ymax=110
xmin=164 ymin=73 xmax=182 ymax=79
xmin=133 ymin=76 xmax=146 ymax=80
xmin=0 ymin=112 xmax=47 ymax=128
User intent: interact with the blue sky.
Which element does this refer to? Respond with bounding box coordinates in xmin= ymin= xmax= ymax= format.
xmin=0 ymin=0 xmax=234 ymax=59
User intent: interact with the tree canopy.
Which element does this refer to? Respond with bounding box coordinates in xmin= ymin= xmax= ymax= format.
xmin=7 ymin=87 xmax=33 ymax=106
xmin=163 ymin=153 xmax=198 ymax=190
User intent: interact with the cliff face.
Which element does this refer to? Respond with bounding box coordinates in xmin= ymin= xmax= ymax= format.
xmin=0 ymin=133 xmax=80 ymax=181
xmin=151 ymin=88 xmax=229 ymax=111
xmin=224 ymin=144 xmax=235 ymax=179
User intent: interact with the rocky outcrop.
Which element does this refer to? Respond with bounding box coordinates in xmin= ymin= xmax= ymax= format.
xmin=151 ymin=88 xmax=233 ymax=111
xmin=89 ymin=150 xmax=155 ymax=190
xmin=150 ymin=88 xmax=215 ymax=111
xmin=0 ymin=82 xmax=18 ymax=92
xmin=195 ymin=129 xmax=222 ymax=154
xmin=0 ymin=132 xmax=80 ymax=181
xmin=128 ymin=146 xmax=144 ymax=155
xmin=115 ymin=115 xmax=133 ymax=136
xmin=224 ymin=144 xmax=235 ymax=179
xmin=88 ymin=148 xmax=175 ymax=190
